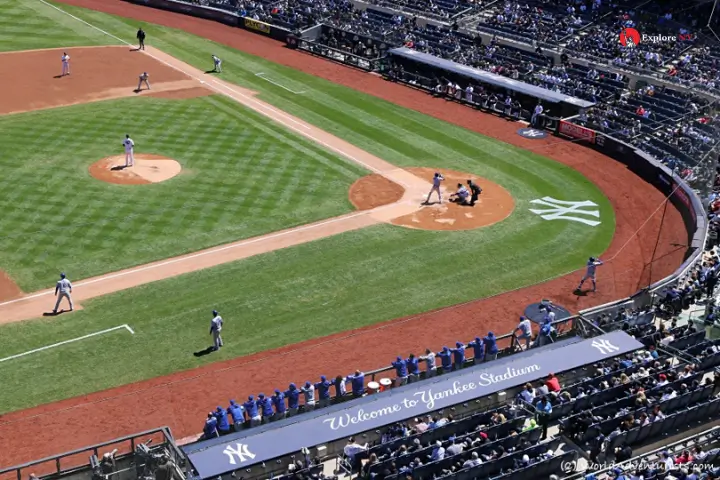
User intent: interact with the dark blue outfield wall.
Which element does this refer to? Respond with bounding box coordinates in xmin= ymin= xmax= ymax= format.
xmin=183 ymin=331 xmax=643 ymax=479
xmin=122 ymin=0 xmax=294 ymax=41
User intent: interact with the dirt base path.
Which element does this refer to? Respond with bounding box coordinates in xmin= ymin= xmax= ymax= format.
xmin=0 ymin=0 xmax=689 ymax=468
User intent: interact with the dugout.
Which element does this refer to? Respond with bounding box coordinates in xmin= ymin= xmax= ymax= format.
xmin=386 ymin=47 xmax=593 ymax=120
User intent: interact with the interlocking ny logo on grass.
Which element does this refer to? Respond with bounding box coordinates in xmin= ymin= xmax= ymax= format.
xmin=619 ymin=27 xmax=695 ymax=47
xmin=529 ymin=197 xmax=601 ymax=226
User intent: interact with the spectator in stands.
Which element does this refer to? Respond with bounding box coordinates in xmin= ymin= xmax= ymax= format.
xmin=413 ymin=416 xmax=430 ymax=434
xmin=344 ymin=437 xmax=369 ymax=469
xmin=468 ymin=337 xmax=485 ymax=364
xmin=452 ymin=341 xmax=466 ymax=370
xmin=392 ymin=356 xmax=409 ymax=385
xmin=545 ymin=373 xmax=561 ymax=393
xmin=491 ymin=410 xmax=507 ymax=424
xmin=300 ymin=381 xmax=316 ymax=411
xmin=316 ymin=375 xmax=332 ymax=408
xmin=463 ymin=452 xmax=483 ymax=468
xmin=201 ymin=412 xmax=219 ymax=440
xmin=447 ymin=437 xmax=465 ymax=456
xmin=227 ymin=400 xmax=245 ymax=431
xmin=519 ymin=383 xmax=535 ymax=403
xmin=244 ymin=395 xmax=261 ymax=426
xmin=333 ymin=375 xmax=347 ymax=399
xmin=424 ymin=348 xmax=437 ymax=377
xmin=430 ymin=441 xmax=446 ymax=461
xmin=214 ymin=406 xmax=231 ymax=435
xmin=483 ymin=332 xmax=499 ymax=361
xmin=438 ymin=346 xmax=453 ymax=372
xmin=347 ymin=370 xmax=366 ymax=397
xmin=514 ymin=316 xmax=533 ymax=349
xmin=257 ymin=393 xmax=274 ymax=424
xmin=272 ymin=389 xmax=287 ymax=420
xmin=407 ymin=353 xmax=420 ymax=383
xmin=535 ymin=396 xmax=552 ymax=440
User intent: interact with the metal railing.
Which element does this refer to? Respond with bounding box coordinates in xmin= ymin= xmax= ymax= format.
xmin=0 ymin=428 xmax=184 ymax=480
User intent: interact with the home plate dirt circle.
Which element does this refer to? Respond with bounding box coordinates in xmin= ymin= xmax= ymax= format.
xmin=89 ymin=154 xmax=182 ymax=185
xmin=349 ymin=167 xmax=515 ymax=231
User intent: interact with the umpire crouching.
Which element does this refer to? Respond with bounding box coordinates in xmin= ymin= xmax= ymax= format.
xmin=137 ymin=28 xmax=146 ymax=50
xmin=467 ymin=179 xmax=482 ymax=207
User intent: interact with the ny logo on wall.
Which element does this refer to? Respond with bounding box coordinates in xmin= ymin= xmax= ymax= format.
xmin=223 ymin=443 xmax=257 ymax=465
xmin=529 ymin=197 xmax=601 ymax=226
xmin=590 ymin=339 xmax=620 ymax=355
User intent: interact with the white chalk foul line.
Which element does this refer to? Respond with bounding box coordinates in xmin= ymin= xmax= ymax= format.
xmin=0 ymin=324 xmax=134 ymax=363
xmin=255 ymin=72 xmax=306 ymax=94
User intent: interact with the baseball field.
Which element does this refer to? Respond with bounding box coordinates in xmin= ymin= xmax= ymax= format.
xmin=0 ymin=0 xmax=688 ymax=466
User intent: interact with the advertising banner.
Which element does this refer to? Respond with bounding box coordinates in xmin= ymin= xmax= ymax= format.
xmin=559 ymin=120 xmax=596 ymax=143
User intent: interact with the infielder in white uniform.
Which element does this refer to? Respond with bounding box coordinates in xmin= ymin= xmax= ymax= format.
xmin=122 ymin=134 xmax=135 ymax=167
xmin=210 ymin=310 xmax=224 ymax=351
xmin=61 ymin=52 xmax=70 ymax=76
xmin=212 ymin=55 xmax=222 ymax=73
xmin=137 ymin=72 xmax=150 ymax=91
xmin=577 ymin=257 xmax=604 ymax=292
xmin=53 ymin=273 xmax=74 ymax=314
xmin=425 ymin=172 xmax=444 ymax=204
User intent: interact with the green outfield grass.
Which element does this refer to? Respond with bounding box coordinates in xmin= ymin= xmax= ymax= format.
xmin=0 ymin=0 xmax=615 ymax=414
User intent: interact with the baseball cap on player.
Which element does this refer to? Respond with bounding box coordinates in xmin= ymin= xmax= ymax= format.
xmin=589 ymin=256 xmax=596 ymax=262
xmin=212 ymin=310 xmax=218 ymax=316
xmin=60 ymin=272 xmax=66 ymax=279
xmin=274 ymin=389 xmax=281 ymax=394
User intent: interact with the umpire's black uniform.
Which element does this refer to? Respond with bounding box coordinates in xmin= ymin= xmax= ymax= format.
xmin=468 ymin=180 xmax=482 ymax=206
xmin=137 ymin=28 xmax=146 ymax=50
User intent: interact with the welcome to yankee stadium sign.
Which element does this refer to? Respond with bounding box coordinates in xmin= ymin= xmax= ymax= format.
xmin=184 ymin=331 xmax=641 ymax=478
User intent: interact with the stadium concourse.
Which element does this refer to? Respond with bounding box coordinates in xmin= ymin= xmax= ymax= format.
xmin=3 ymin=0 xmax=720 ymax=479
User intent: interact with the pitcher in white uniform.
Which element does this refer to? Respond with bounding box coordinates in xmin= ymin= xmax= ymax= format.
xmin=53 ymin=273 xmax=74 ymax=314
xmin=425 ymin=172 xmax=444 ymax=204
xmin=137 ymin=72 xmax=150 ymax=91
xmin=61 ymin=52 xmax=70 ymax=76
xmin=122 ymin=134 xmax=135 ymax=167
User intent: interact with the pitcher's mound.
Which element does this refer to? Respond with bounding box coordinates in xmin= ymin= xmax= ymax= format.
xmin=89 ymin=154 xmax=182 ymax=185
xmin=349 ymin=167 xmax=515 ymax=231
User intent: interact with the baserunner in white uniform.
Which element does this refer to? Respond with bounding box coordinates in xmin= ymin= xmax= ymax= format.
xmin=61 ymin=52 xmax=70 ymax=76
xmin=122 ymin=134 xmax=135 ymax=167
xmin=577 ymin=257 xmax=604 ymax=292
xmin=210 ymin=310 xmax=224 ymax=351
xmin=212 ymin=55 xmax=222 ymax=73
xmin=53 ymin=272 xmax=74 ymax=314
xmin=425 ymin=172 xmax=444 ymax=204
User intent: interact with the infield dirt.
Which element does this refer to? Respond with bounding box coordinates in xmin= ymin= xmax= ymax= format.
xmin=0 ymin=0 xmax=690 ymax=467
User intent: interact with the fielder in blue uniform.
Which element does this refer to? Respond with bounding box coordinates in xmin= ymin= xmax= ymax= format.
xmin=577 ymin=257 xmax=604 ymax=292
